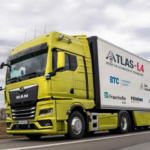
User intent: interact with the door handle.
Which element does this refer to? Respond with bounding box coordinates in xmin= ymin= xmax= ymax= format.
xmin=70 ymin=88 xmax=74 ymax=94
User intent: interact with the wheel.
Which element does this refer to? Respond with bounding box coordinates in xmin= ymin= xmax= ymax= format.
xmin=66 ymin=111 xmax=85 ymax=139
xmin=117 ymin=111 xmax=130 ymax=134
xmin=26 ymin=134 xmax=42 ymax=140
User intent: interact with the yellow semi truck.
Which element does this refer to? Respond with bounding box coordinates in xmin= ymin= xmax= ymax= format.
xmin=0 ymin=31 xmax=150 ymax=139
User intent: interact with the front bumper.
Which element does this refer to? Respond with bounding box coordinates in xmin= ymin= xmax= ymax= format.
xmin=7 ymin=129 xmax=56 ymax=135
xmin=7 ymin=121 xmax=68 ymax=135
xmin=6 ymin=100 xmax=68 ymax=135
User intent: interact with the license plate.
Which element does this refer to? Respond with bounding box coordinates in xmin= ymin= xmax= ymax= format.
xmin=17 ymin=120 xmax=28 ymax=125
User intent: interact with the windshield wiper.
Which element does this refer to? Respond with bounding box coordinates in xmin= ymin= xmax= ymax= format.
xmin=22 ymin=72 xmax=41 ymax=78
xmin=8 ymin=77 xmax=21 ymax=82
xmin=7 ymin=72 xmax=41 ymax=83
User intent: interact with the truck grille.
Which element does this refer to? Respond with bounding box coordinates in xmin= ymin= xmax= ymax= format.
xmin=11 ymin=106 xmax=36 ymax=121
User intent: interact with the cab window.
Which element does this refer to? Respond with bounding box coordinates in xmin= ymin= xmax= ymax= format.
xmin=53 ymin=51 xmax=77 ymax=72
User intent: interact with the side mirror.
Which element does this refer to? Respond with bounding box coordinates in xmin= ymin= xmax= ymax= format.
xmin=0 ymin=62 xmax=4 ymax=69
xmin=0 ymin=62 xmax=11 ymax=69
xmin=57 ymin=52 xmax=65 ymax=70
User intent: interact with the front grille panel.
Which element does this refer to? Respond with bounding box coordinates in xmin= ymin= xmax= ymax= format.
xmin=9 ymin=84 xmax=38 ymax=108
xmin=11 ymin=106 xmax=36 ymax=121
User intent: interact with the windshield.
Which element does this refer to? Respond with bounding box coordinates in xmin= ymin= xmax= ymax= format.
xmin=7 ymin=49 xmax=48 ymax=84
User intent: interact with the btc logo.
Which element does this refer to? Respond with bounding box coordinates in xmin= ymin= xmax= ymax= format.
xmin=110 ymin=76 xmax=119 ymax=84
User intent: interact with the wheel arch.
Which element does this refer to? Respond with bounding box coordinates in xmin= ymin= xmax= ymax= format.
xmin=67 ymin=104 xmax=91 ymax=134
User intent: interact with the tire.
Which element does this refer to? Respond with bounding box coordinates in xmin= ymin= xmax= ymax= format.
xmin=66 ymin=111 xmax=85 ymax=139
xmin=117 ymin=111 xmax=130 ymax=134
xmin=26 ymin=134 xmax=42 ymax=140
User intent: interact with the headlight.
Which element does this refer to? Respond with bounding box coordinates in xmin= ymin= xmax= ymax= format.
xmin=6 ymin=113 xmax=10 ymax=118
xmin=39 ymin=109 xmax=53 ymax=116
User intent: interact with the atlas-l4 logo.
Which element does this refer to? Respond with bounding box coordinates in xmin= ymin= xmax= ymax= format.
xmin=106 ymin=51 xmax=144 ymax=73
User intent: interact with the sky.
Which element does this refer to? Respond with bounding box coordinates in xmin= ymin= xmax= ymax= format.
xmin=0 ymin=0 xmax=150 ymax=107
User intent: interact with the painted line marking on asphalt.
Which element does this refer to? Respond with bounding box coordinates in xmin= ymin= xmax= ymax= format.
xmin=2 ymin=131 xmax=150 ymax=150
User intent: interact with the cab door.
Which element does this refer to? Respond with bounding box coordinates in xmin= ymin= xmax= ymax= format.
xmin=51 ymin=50 xmax=77 ymax=98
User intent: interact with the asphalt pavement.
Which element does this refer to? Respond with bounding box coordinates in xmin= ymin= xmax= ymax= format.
xmin=1 ymin=129 xmax=150 ymax=150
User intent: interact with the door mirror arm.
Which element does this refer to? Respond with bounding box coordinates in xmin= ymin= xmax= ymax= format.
xmin=55 ymin=67 xmax=65 ymax=72
xmin=50 ymin=72 xmax=56 ymax=76
xmin=46 ymin=71 xmax=56 ymax=80
xmin=0 ymin=62 xmax=11 ymax=69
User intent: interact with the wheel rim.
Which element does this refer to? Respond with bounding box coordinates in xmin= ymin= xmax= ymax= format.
xmin=121 ymin=116 xmax=128 ymax=131
xmin=71 ymin=117 xmax=82 ymax=135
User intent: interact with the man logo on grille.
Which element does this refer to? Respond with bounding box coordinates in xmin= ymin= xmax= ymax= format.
xmin=20 ymin=87 xmax=25 ymax=92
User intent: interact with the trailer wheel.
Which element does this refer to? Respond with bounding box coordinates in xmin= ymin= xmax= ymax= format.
xmin=26 ymin=134 xmax=42 ymax=140
xmin=65 ymin=111 xmax=85 ymax=139
xmin=118 ymin=111 xmax=130 ymax=134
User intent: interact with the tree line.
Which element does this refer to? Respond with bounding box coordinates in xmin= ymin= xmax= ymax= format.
xmin=0 ymin=108 xmax=6 ymax=120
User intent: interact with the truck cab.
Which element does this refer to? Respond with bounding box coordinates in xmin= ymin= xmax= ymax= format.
xmin=4 ymin=31 xmax=97 ymax=139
